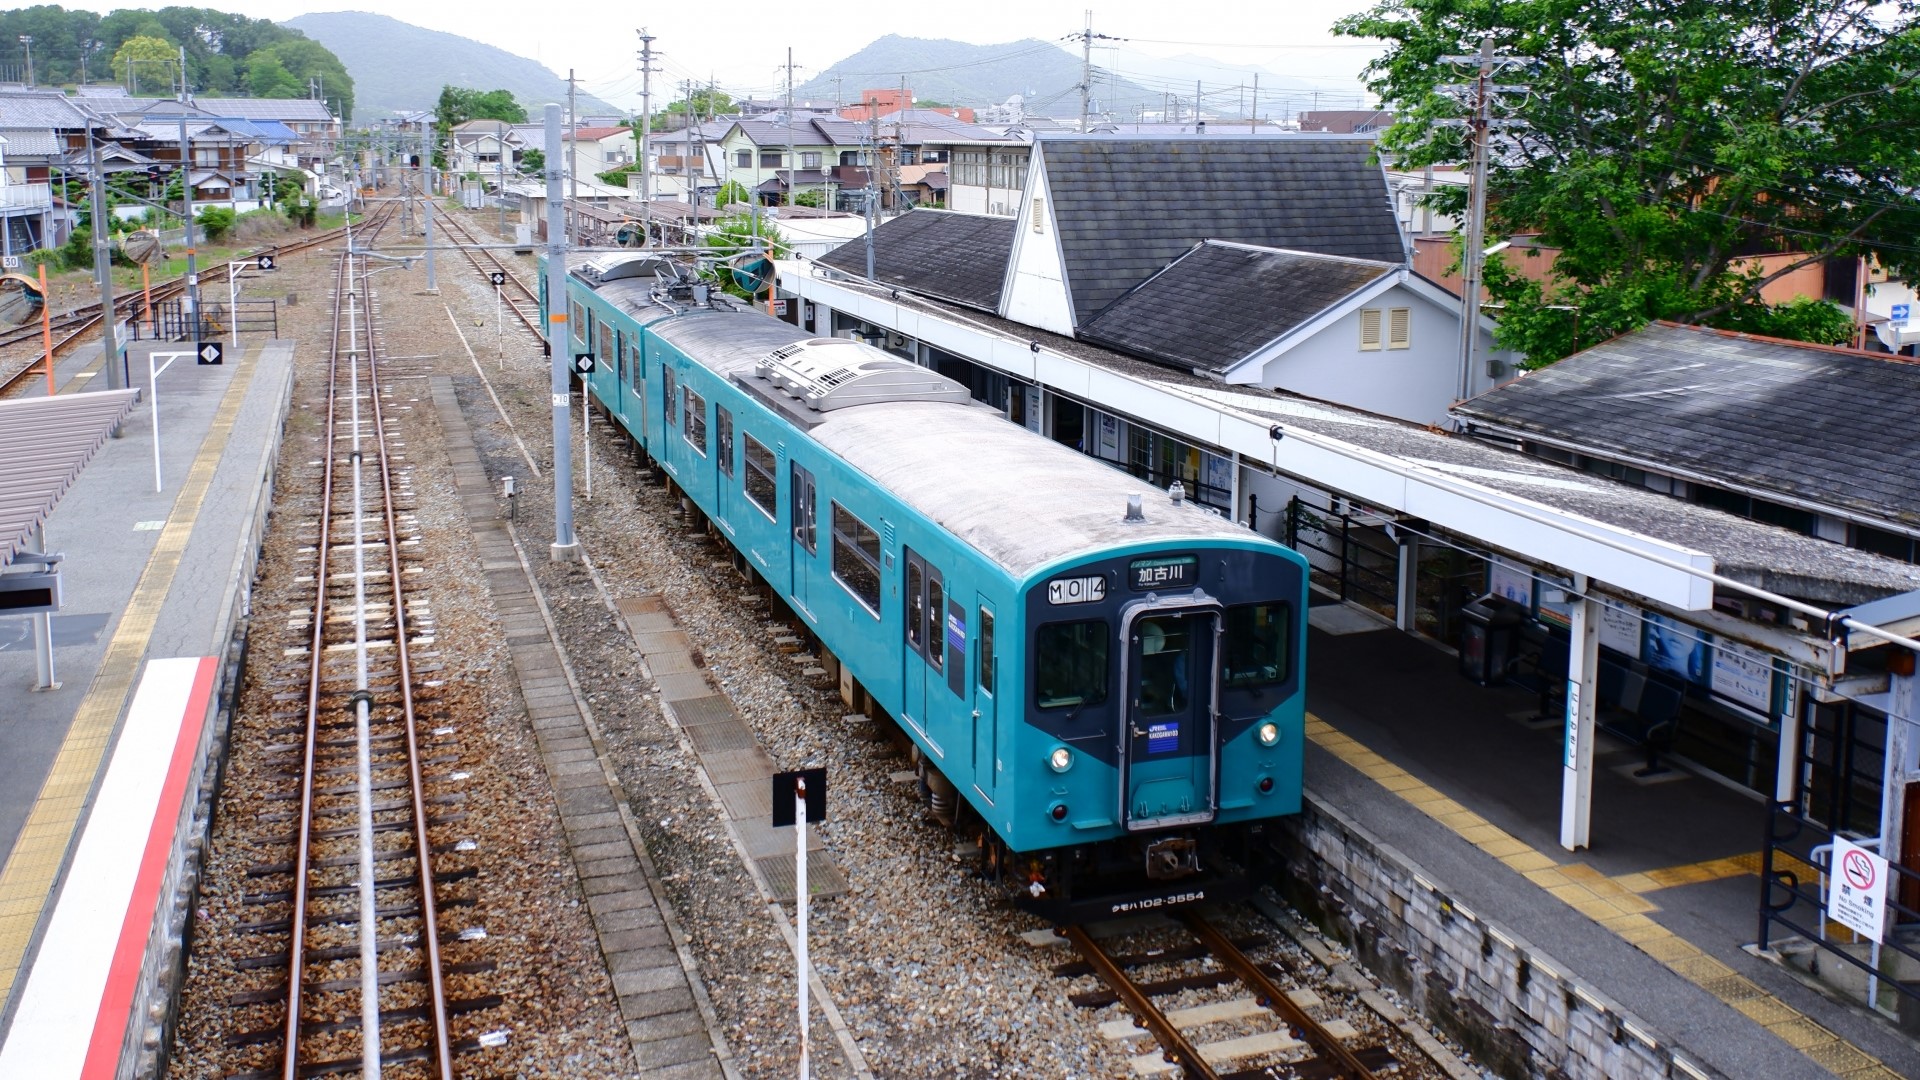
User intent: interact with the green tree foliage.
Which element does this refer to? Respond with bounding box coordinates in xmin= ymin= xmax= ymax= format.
xmin=712 ymin=180 xmax=751 ymax=208
xmin=793 ymin=190 xmax=824 ymax=208
xmin=1337 ymin=0 xmax=1920 ymax=363
xmin=247 ymin=39 xmax=353 ymax=116
xmin=196 ymin=205 xmax=235 ymax=242
xmin=517 ymin=148 xmax=545 ymax=176
xmin=648 ymin=88 xmax=733 ymax=131
xmin=110 ymin=33 xmax=176 ymax=89
xmin=436 ymin=87 xmax=528 ymax=169
xmin=597 ymin=165 xmax=638 ymax=187
xmin=704 ymin=214 xmax=787 ymax=298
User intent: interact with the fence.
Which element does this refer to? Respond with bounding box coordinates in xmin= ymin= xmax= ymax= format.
xmin=134 ymin=297 xmax=277 ymax=342
xmin=1286 ymin=497 xmax=1399 ymax=616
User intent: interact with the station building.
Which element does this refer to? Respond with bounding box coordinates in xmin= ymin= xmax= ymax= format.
xmin=769 ymin=134 xmax=1920 ymax=1018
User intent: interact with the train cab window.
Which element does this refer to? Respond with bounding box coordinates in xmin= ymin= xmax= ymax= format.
xmin=715 ymin=406 xmax=735 ymax=476
xmin=830 ymin=502 xmax=882 ymax=614
xmin=744 ymin=434 xmax=777 ymax=517
xmin=791 ymin=462 xmax=818 ymax=553
xmin=1035 ymin=621 xmax=1109 ymax=709
xmin=977 ymin=608 xmax=995 ymax=693
xmin=570 ymin=299 xmax=587 ymax=346
xmin=683 ymin=388 xmax=707 ymax=453
xmin=662 ymin=367 xmax=677 ymax=426
xmin=1224 ymin=603 xmax=1291 ymax=689
xmin=1136 ymin=616 xmax=1191 ymax=717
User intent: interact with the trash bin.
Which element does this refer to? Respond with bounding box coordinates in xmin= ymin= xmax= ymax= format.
xmin=1459 ymin=594 xmax=1524 ymax=685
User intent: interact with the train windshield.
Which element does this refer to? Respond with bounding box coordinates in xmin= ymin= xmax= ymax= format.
xmin=1035 ymin=620 xmax=1109 ymax=709
xmin=1135 ymin=614 xmax=1194 ymax=717
xmin=1223 ymin=603 xmax=1291 ymax=688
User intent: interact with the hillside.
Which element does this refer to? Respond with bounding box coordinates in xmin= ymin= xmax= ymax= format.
xmin=283 ymin=11 xmax=616 ymax=120
xmin=794 ymin=35 xmax=1155 ymax=117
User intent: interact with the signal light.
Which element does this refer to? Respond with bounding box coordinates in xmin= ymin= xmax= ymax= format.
xmin=1258 ymin=777 xmax=1274 ymax=794
xmin=1050 ymin=803 xmax=1068 ymax=822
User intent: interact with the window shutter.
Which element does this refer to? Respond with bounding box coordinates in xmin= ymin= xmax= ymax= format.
xmin=1388 ymin=307 xmax=1411 ymax=349
xmin=1359 ymin=308 xmax=1383 ymax=351
xmin=1031 ymin=198 xmax=1046 ymax=233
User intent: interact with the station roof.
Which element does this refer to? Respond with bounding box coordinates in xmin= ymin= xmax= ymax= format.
xmin=1453 ymin=322 xmax=1920 ymax=533
xmin=1034 ymin=135 xmax=1408 ymax=327
xmin=816 ymin=209 xmax=1013 ymax=312
xmin=789 ymin=262 xmax=1920 ymax=611
xmin=0 ymin=389 xmax=141 ymax=567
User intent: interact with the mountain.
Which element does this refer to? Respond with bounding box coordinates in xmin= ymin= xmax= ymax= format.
xmin=792 ymin=35 xmax=1157 ymax=117
xmin=282 ymin=11 xmax=617 ymax=120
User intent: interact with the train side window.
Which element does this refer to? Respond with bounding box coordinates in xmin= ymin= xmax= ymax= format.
xmin=1223 ymin=602 xmax=1291 ymax=688
xmin=977 ymin=608 xmax=995 ymax=694
xmin=1035 ymin=620 xmax=1109 ymax=709
xmin=716 ymin=406 xmax=735 ymax=477
xmin=683 ymin=388 xmax=708 ymax=453
xmin=743 ymin=434 xmax=776 ymax=518
xmin=628 ymin=343 xmax=643 ymax=390
xmin=570 ymin=299 xmax=587 ymax=346
xmin=791 ymin=461 xmax=817 ymax=553
xmin=662 ymin=367 xmax=677 ymax=426
xmin=830 ymin=502 xmax=882 ymax=615
xmin=615 ymin=331 xmax=626 ymax=387
xmin=905 ymin=559 xmax=924 ymax=655
xmin=598 ymin=319 xmax=614 ymax=366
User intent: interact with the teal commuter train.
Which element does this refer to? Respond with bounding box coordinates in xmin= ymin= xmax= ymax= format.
xmin=548 ymin=255 xmax=1308 ymax=921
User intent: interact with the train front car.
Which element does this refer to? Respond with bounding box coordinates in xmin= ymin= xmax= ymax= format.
xmin=1006 ymin=531 xmax=1305 ymax=922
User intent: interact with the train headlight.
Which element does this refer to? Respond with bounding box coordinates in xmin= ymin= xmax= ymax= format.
xmin=1048 ymin=746 xmax=1073 ymax=773
xmin=1257 ymin=722 xmax=1280 ymax=746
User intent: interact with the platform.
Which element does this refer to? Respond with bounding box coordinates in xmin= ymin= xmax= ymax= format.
xmin=0 ymin=336 xmax=294 ymax=1075
xmin=1303 ymin=612 xmax=1920 ymax=1078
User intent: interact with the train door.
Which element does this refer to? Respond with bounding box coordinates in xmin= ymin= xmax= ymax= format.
xmin=614 ymin=329 xmax=627 ymax=421
xmin=790 ymin=460 xmax=817 ymax=617
xmin=712 ymin=404 xmax=735 ymax=532
xmin=972 ymin=599 xmax=997 ymax=802
xmin=902 ymin=551 xmax=943 ymax=736
xmin=1119 ymin=603 xmax=1220 ymax=830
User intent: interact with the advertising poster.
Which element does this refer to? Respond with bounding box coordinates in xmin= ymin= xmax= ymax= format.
xmin=1096 ymin=412 xmax=1120 ymax=460
xmin=1598 ymin=601 xmax=1641 ymax=656
xmin=1710 ymin=638 xmax=1775 ymax=716
xmin=1644 ymin=612 xmax=1711 ymax=684
xmin=1488 ymin=558 xmax=1533 ymax=607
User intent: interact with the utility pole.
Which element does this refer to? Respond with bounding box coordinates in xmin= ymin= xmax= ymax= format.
xmin=567 ymin=70 xmax=578 ymax=243
xmin=863 ymin=97 xmax=877 ymax=279
xmin=1440 ymin=36 xmax=1531 ymax=402
xmin=178 ymin=50 xmax=197 ymax=347
xmin=85 ymin=122 xmax=121 ymax=389
xmin=421 ymin=128 xmax=437 ymax=292
xmin=1078 ymin=11 xmax=1091 ymax=130
xmin=636 ymin=28 xmax=659 ymax=244
xmin=543 ymin=103 xmax=579 ymax=562
xmin=18 ymin=36 xmax=32 ymax=88
xmin=785 ymin=48 xmax=796 ymax=210
xmin=1250 ymin=74 xmax=1259 ymax=133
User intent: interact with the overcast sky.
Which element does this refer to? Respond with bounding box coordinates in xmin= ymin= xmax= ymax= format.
xmin=52 ymin=2 xmax=1390 ymax=112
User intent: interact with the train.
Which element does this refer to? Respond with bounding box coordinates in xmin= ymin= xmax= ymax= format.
xmin=544 ymin=254 xmax=1310 ymax=921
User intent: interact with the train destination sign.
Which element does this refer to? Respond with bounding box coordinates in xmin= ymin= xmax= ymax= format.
xmin=1047 ymin=575 xmax=1106 ymax=606
xmin=1129 ymin=554 xmax=1196 ymax=592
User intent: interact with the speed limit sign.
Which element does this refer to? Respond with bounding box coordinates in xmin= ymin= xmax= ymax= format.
xmin=573 ymin=353 xmax=595 ymax=374
xmin=490 ymin=271 xmax=506 ymax=285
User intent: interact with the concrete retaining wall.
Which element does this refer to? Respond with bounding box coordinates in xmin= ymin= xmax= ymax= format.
xmin=1273 ymin=793 xmax=1722 ymax=1080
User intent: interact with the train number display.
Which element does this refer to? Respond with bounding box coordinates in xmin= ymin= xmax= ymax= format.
xmin=1047 ymin=575 xmax=1106 ymax=605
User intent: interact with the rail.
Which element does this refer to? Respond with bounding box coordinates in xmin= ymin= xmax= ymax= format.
xmin=422 ymin=204 xmax=545 ymax=339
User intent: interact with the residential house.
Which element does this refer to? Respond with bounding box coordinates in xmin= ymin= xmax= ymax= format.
xmin=638 ymin=120 xmax=729 ymax=201
xmin=136 ymin=96 xmax=337 ymax=169
xmin=563 ymin=125 xmax=634 ymax=184
xmin=449 ymin=119 xmax=518 ymax=178
xmin=0 ymin=90 xmax=113 ymax=251
xmin=1297 ymin=109 xmax=1396 ymax=134
xmin=0 ymin=135 xmax=54 ymax=260
xmin=713 ymin=116 xmax=864 ymax=206
xmin=838 ymin=87 xmax=976 ymax=124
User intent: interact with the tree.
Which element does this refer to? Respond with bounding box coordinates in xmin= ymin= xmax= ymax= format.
xmin=713 ymin=180 xmax=751 ymax=208
xmin=794 ymin=190 xmax=824 ymax=208
xmin=111 ymin=33 xmax=176 ymax=92
xmin=648 ymin=88 xmax=733 ymax=131
xmin=1337 ymin=0 xmax=1920 ymax=363
xmin=248 ymin=39 xmax=354 ymax=119
xmin=246 ymin=53 xmax=300 ymax=98
xmin=704 ymin=214 xmax=788 ymax=299
xmin=517 ymin=148 xmax=545 ymax=176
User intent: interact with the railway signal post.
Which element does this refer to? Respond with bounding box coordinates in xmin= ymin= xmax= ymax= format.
xmin=774 ymin=767 xmax=826 ymax=1080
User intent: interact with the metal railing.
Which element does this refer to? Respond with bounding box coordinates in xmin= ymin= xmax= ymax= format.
xmin=1287 ymin=497 xmax=1399 ymax=614
xmin=1759 ymin=802 xmax=1920 ymax=1010
xmin=0 ymin=183 xmax=52 ymax=209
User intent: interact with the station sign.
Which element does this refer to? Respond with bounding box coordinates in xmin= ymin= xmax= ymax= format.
xmin=1827 ymin=836 xmax=1888 ymax=942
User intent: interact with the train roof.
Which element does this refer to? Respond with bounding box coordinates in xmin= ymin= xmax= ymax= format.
xmin=647 ymin=309 xmax=1263 ymax=581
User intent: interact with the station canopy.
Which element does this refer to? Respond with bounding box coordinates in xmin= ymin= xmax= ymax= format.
xmin=0 ymin=389 xmax=140 ymax=566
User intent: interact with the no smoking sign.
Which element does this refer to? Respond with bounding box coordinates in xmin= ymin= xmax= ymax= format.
xmin=1827 ymin=836 xmax=1888 ymax=942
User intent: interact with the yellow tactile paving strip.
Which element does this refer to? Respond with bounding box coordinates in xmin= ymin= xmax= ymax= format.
xmin=1307 ymin=714 xmax=1894 ymax=1079
xmin=0 ymin=355 xmax=260 ymax=1006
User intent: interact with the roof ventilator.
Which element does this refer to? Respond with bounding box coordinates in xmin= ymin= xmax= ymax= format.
xmin=1125 ymin=495 xmax=1145 ymax=522
xmin=1169 ymin=480 xmax=1185 ymax=505
xmin=752 ymin=338 xmax=974 ymax=413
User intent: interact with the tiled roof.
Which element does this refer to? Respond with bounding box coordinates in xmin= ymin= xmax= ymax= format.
xmin=732 ymin=118 xmax=864 ymax=147
xmin=0 ymin=92 xmax=91 ymax=129
xmin=1452 ymin=322 xmax=1920 ymax=530
xmin=816 ymin=209 xmax=1014 ymax=313
xmin=0 ymin=129 xmax=62 ymax=156
xmin=187 ymin=97 xmax=334 ymax=122
xmin=568 ymin=125 xmax=629 ymax=140
xmin=1080 ymin=241 xmax=1395 ymax=374
xmin=1038 ymin=135 xmax=1406 ymax=327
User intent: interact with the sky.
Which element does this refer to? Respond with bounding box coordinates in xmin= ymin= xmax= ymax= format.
xmin=45 ymin=1 xmax=1391 ymax=114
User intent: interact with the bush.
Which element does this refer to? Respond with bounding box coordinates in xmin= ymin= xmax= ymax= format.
xmin=197 ymin=207 xmax=237 ymax=243
xmin=793 ymin=190 xmax=824 ymax=208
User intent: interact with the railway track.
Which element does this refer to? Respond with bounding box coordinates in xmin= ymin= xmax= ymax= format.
xmin=209 ymin=201 xmax=495 ymax=1079
xmin=422 ymin=205 xmax=544 ymax=338
xmin=1057 ymin=908 xmax=1401 ymax=1079
xmin=0 ymin=220 xmax=362 ymax=399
